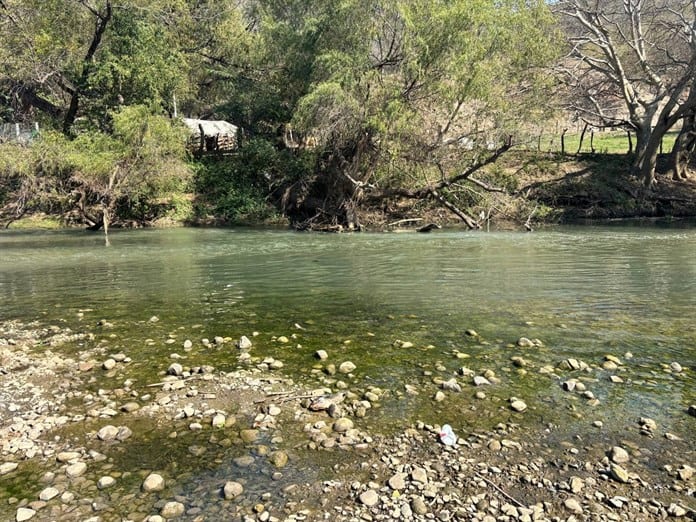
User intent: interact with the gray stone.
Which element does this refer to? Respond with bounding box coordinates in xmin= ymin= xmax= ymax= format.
xmin=609 ymin=446 xmax=630 ymax=464
xmin=388 ymin=472 xmax=407 ymax=490
xmin=473 ymin=376 xmax=491 ymax=386
xmin=333 ymin=418 xmax=354 ymax=433
xmin=237 ymin=336 xmax=252 ymax=350
xmin=411 ymin=467 xmax=428 ymax=484
xmin=338 ymin=361 xmax=356 ymax=374
xmin=359 ymin=489 xmax=379 ymax=507
xmin=0 ymin=462 xmax=18 ymax=475
xmin=167 ymin=363 xmax=183 ymax=376
xmin=97 ymin=425 xmax=119 ymax=441
xmin=609 ymin=464 xmax=630 ymax=483
xmin=117 ymin=426 xmax=133 ymax=441
xmin=39 ymin=487 xmax=59 ymax=501
xmin=97 ymin=476 xmax=116 ymax=489
xmin=16 ymin=508 xmax=36 ymax=522
xmin=65 ymin=462 xmax=87 ymax=478
xmin=412 ymin=497 xmax=429 ymax=515
xmin=142 ymin=473 xmax=165 ymax=492
xmin=564 ymin=498 xmax=583 ymax=514
xmin=223 ymin=481 xmax=244 ymax=500
xmin=160 ymin=501 xmax=185 ymax=519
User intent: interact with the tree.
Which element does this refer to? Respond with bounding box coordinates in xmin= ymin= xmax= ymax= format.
xmin=282 ymin=0 xmax=558 ymax=228
xmin=555 ymin=0 xmax=696 ymax=186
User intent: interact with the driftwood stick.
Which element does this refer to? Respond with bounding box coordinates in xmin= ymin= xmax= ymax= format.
xmin=475 ymin=472 xmax=524 ymax=508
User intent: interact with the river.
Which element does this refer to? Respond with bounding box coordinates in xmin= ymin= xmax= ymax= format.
xmin=0 ymin=225 xmax=694 ymax=518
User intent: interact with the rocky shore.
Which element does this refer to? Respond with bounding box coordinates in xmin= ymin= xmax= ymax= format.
xmin=0 ymin=320 xmax=694 ymax=521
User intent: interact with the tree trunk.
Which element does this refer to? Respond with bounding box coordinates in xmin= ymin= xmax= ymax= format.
xmin=62 ymin=2 xmax=112 ymax=135
xmin=670 ymin=112 xmax=696 ymax=180
xmin=636 ymin=121 xmax=670 ymax=187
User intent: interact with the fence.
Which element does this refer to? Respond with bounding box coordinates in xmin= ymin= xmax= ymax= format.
xmin=0 ymin=122 xmax=39 ymax=145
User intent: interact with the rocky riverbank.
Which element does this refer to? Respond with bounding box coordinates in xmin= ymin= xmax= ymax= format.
xmin=0 ymin=320 xmax=694 ymax=521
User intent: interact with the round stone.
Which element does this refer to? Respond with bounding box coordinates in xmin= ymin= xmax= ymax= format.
xmin=269 ymin=451 xmax=288 ymax=468
xmin=609 ymin=446 xmax=630 ymax=463
xmin=359 ymin=489 xmax=379 ymax=507
xmin=97 ymin=425 xmax=119 ymax=441
xmin=510 ymin=400 xmax=528 ymax=412
xmin=338 ymin=361 xmax=356 ymax=374
xmin=332 ymin=418 xmax=354 ymax=433
xmin=39 ymin=487 xmax=60 ymax=501
xmin=98 ymin=476 xmax=116 ymax=489
xmin=223 ymin=481 xmax=244 ymax=500
xmin=142 ymin=473 xmax=165 ymax=492
xmin=160 ymin=501 xmax=185 ymax=518
xmin=102 ymin=359 xmax=116 ymax=370
xmin=16 ymin=507 xmax=36 ymax=522
xmin=65 ymin=462 xmax=87 ymax=478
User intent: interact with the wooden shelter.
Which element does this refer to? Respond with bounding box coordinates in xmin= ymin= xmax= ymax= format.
xmin=183 ymin=118 xmax=238 ymax=154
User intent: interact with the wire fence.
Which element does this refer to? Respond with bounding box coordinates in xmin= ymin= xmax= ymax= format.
xmin=0 ymin=122 xmax=40 ymax=145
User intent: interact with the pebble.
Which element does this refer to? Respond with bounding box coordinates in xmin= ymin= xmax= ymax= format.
xmin=359 ymin=489 xmax=379 ymax=507
xmin=338 ymin=361 xmax=356 ymax=374
xmin=38 ymin=487 xmax=59 ymax=501
xmin=211 ymin=414 xmax=226 ymax=428
xmin=102 ymin=358 xmax=116 ymax=370
xmin=223 ymin=481 xmax=244 ymax=500
xmin=412 ymin=496 xmax=429 ymax=515
xmin=0 ymin=462 xmax=18 ymax=475
xmin=388 ymin=472 xmax=407 ymax=490
xmin=315 ymin=350 xmax=328 ymax=360
xmin=65 ymin=462 xmax=87 ymax=478
xmin=142 ymin=473 xmax=165 ymax=492
xmin=609 ymin=446 xmax=630 ymax=463
xmin=270 ymin=450 xmax=288 ymax=468
xmin=15 ymin=508 xmax=36 ymax=522
xmin=237 ymin=336 xmax=252 ymax=349
xmin=97 ymin=476 xmax=116 ymax=489
xmin=160 ymin=501 xmax=185 ymax=518
xmin=411 ymin=467 xmax=428 ymax=484
xmin=609 ymin=464 xmax=630 ymax=483
xmin=564 ymin=498 xmax=583 ymax=514
xmin=333 ymin=418 xmax=354 ymax=433
xmin=669 ymin=362 xmax=683 ymax=373
xmin=97 ymin=425 xmax=120 ymax=441
xmin=510 ymin=400 xmax=527 ymax=412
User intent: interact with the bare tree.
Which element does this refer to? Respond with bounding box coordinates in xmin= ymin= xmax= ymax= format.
xmin=555 ymin=0 xmax=696 ymax=186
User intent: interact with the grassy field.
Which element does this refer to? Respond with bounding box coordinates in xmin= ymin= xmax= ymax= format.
xmin=534 ymin=130 xmax=678 ymax=155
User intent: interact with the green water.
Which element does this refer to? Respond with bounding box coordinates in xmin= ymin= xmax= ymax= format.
xmin=1 ymin=226 xmax=695 ymax=516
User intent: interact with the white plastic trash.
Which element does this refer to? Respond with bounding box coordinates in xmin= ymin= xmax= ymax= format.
xmin=439 ymin=424 xmax=456 ymax=446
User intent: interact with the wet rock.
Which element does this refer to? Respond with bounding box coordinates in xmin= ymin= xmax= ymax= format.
xmin=609 ymin=464 xmax=630 ymax=483
xmin=160 ymin=501 xmax=185 ymax=519
xmin=688 ymin=404 xmax=696 ymax=417
xmin=65 ymin=462 xmax=87 ymax=478
xmin=233 ymin=456 xmax=255 ymax=468
xmin=240 ymin=429 xmax=259 ymax=443
xmin=359 ymin=489 xmax=379 ymax=507
xmin=211 ymin=414 xmax=226 ymax=428
xmin=102 ymin=358 xmax=116 ymax=370
xmin=236 ymin=336 xmax=252 ymax=350
xmin=315 ymin=350 xmax=328 ymax=360
xmin=223 ymin=481 xmax=244 ymax=500
xmin=669 ymin=362 xmax=683 ymax=373
xmin=441 ymin=378 xmax=462 ymax=392
xmin=609 ymin=446 xmax=630 ymax=464
xmin=339 ymin=361 xmax=356 ymax=374
xmin=16 ymin=508 xmax=36 ymax=522
xmin=516 ymin=337 xmax=534 ymax=347
xmin=56 ymin=452 xmax=80 ymax=463
xmin=97 ymin=476 xmax=116 ymax=489
xmin=270 ymin=451 xmax=288 ymax=468
xmin=277 ymin=336 xmax=289 ymax=343
xmin=117 ymin=426 xmax=133 ymax=441
xmin=142 ymin=473 xmax=165 ymax=492
xmin=333 ymin=418 xmax=354 ymax=433
xmin=510 ymin=399 xmax=527 ymax=412
xmin=97 ymin=425 xmax=120 ymax=441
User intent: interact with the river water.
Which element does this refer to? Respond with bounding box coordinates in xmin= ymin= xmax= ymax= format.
xmin=0 ymin=226 xmax=695 ymax=515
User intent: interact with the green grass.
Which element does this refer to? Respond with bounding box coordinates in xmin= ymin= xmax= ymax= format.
xmin=535 ymin=130 xmax=678 ymax=155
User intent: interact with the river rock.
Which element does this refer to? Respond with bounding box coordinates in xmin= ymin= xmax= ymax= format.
xmin=315 ymin=350 xmax=328 ymax=360
xmin=668 ymin=504 xmax=688 ymax=517
xmin=333 ymin=418 xmax=354 ymax=433
xmin=609 ymin=446 xmax=630 ymax=463
xmin=117 ymin=426 xmax=133 ymax=441
xmin=564 ymin=497 xmax=583 ymax=514
xmin=211 ymin=414 xmax=226 ymax=429
xmin=240 ymin=429 xmax=259 ymax=443
xmin=183 ymin=339 xmax=193 ymax=349
xmin=120 ymin=402 xmax=140 ymax=413
xmin=359 ymin=489 xmax=379 ymax=507
xmin=224 ymin=481 xmax=244 ymax=500
xmin=97 ymin=476 xmax=116 ymax=489
xmin=388 ymin=472 xmax=407 ymax=490
xmin=277 ymin=336 xmax=289 ymax=343
xmin=97 ymin=425 xmax=119 ymax=441
xmin=160 ymin=501 xmax=185 ymax=519
xmin=412 ymin=496 xmax=429 ymax=515
xmin=510 ymin=399 xmax=528 ymax=412
xmin=167 ymin=363 xmax=183 ymax=376
xmin=339 ymin=361 xmax=356 ymax=374
xmin=670 ymin=362 xmax=683 ymax=373
xmin=677 ymin=465 xmax=695 ymax=481
xmin=16 ymin=508 xmax=36 ymax=522
xmin=689 ymin=404 xmax=696 ymax=417
xmin=609 ymin=464 xmax=630 ymax=483
xmin=142 ymin=473 xmax=165 ymax=492
xmin=570 ymin=476 xmax=584 ymax=493
xmin=56 ymin=452 xmax=80 ymax=463
xmin=516 ymin=337 xmax=534 ymax=347
xmin=39 ymin=487 xmax=60 ymax=501
xmin=102 ymin=358 xmax=116 ymax=370
xmin=411 ymin=467 xmax=428 ymax=484
xmin=441 ymin=378 xmax=461 ymax=392
xmin=237 ymin=336 xmax=252 ymax=349
xmin=473 ymin=376 xmax=491 ymax=386
xmin=65 ymin=462 xmax=87 ymax=478
xmin=0 ymin=462 xmax=18 ymax=475
xmin=270 ymin=451 xmax=288 ymax=468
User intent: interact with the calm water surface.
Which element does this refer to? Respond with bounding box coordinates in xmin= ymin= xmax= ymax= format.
xmin=1 ymin=226 xmax=695 ymax=509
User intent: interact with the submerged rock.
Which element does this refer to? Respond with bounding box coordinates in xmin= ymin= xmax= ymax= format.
xmin=142 ymin=473 xmax=165 ymax=492
xmin=223 ymin=481 xmax=244 ymax=500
